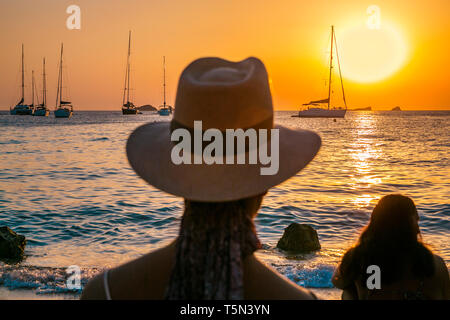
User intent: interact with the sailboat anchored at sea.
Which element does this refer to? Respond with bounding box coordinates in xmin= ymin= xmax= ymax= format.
xmin=10 ymin=44 xmax=33 ymax=115
xmin=295 ymin=25 xmax=347 ymax=118
xmin=54 ymin=43 xmax=73 ymax=118
xmin=122 ymin=31 xmax=138 ymax=115
xmin=33 ymin=58 xmax=49 ymax=116
xmin=157 ymin=56 xmax=173 ymax=116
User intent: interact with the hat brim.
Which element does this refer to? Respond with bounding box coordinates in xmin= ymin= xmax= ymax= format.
xmin=126 ymin=122 xmax=321 ymax=202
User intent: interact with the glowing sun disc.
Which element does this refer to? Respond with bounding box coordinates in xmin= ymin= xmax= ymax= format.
xmin=338 ymin=23 xmax=408 ymax=83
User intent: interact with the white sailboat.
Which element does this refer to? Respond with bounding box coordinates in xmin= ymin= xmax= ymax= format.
xmin=295 ymin=26 xmax=347 ymax=118
xmin=122 ymin=31 xmax=138 ymax=115
xmin=54 ymin=43 xmax=73 ymax=118
xmin=10 ymin=44 xmax=33 ymax=115
xmin=33 ymin=58 xmax=49 ymax=116
xmin=157 ymin=56 xmax=173 ymax=116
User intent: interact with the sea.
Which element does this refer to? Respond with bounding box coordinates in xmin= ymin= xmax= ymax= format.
xmin=0 ymin=110 xmax=448 ymax=300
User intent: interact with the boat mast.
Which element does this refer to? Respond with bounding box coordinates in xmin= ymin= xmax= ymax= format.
xmin=163 ymin=56 xmax=166 ymax=108
xmin=21 ymin=44 xmax=25 ymax=104
xmin=333 ymin=32 xmax=347 ymax=109
xmin=327 ymin=26 xmax=334 ymax=110
xmin=127 ymin=31 xmax=132 ymax=105
xmin=122 ymin=31 xmax=131 ymax=106
xmin=42 ymin=58 xmax=47 ymax=107
xmin=60 ymin=44 xmax=64 ymax=106
xmin=56 ymin=44 xmax=63 ymax=108
xmin=31 ymin=70 xmax=34 ymax=107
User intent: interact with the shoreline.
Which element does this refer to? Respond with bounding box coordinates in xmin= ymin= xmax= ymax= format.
xmin=0 ymin=287 xmax=340 ymax=300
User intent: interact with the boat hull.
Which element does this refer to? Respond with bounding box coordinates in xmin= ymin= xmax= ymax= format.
xmin=11 ymin=105 xmax=33 ymax=115
xmin=158 ymin=108 xmax=171 ymax=116
xmin=122 ymin=107 xmax=138 ymax=115
xmin=55 ymin=108 xmax=72 ymax=118
xmin=33 ymin=108 xmax=49 ymax=117
xmin=296 ymin=108 xmax=346 ymax=118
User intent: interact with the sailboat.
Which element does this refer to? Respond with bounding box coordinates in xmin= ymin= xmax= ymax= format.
xmin=157 ymin=56 xmax=173 ymax=116
xmin=54 ymin=43 xmax=73 ymax=118
xmin=122 ymin=31 xmax=138 ymax=115
xmin=33 ymin=58 xmax=49 ymax=116
xmin=295 ymin=26 xmax=347 ymax=118
xmin=10 ymin=44 xmax=33 ymax=115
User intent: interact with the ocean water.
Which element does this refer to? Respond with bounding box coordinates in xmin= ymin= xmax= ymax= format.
xmin=0 ymin=110 xmax=448 ymax=300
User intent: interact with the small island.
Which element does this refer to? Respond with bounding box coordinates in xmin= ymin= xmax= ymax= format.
xmin=138 ymin=104 xmax=157 ymax=111
xmin=351 ymin=106 xmax=372 ymax=111
xmin=392 ymin=106 xmax=402 ymax=111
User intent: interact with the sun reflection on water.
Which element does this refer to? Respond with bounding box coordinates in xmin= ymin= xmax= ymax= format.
xmin=347 ymin=113 xmax=384 ymax=208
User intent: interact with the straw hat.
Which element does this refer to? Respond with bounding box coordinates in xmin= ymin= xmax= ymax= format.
xmin=126 ymin=57 xmax=321 ymax=202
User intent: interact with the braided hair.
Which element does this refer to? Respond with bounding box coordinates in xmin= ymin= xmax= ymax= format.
xmin=165 ymin=194 xmax=263 ymax=299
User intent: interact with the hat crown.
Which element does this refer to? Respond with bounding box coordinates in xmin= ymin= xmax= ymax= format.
xmin=173 ymin=57 xmax=273 ymax=131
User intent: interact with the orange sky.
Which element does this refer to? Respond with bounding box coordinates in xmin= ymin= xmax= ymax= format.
xmin=1 ymin=0 xmax=449 ymax=110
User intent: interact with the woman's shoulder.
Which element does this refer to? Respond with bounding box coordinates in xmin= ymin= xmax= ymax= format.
xmin=81 ymin=242 xmax=176 ymax=300
xmin=80 ymin=270 xmax=108 ymax=299
xmin=432 ymin=254 xmax=447 ymax=271
xmin=432 ymin=254 xmax=449 ymax=289
xmin=331 ymin=247 xmax=357 ymax=289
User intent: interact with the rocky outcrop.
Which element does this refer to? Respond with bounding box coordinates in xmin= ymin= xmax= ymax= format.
xmin=277 ymin=223 xmax=320 ymax=252
xmin=0 ymin=226 xmax=26 ymax=260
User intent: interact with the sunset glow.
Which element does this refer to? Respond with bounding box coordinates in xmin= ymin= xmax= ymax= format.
xmin=0 ymin=0 xmax=449 ymax=110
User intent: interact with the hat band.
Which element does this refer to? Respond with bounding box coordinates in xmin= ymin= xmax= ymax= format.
xmin=169 ymin=116 xmax=274 ymax=155
xmin=170 ymin=116 xmax=273 ymax=134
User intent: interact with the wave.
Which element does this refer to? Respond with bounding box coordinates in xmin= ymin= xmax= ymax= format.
xmin=0 ymin=264 xmax=102 ymax=295
xmin=0 ymin=262 xmax=336 ymax=295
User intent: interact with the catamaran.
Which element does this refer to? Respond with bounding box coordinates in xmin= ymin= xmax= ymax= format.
xmin=10 ymin=44 xmax=33 ymax=115
xmin=54 ymin=43 xmax=73 ymax=118
xmin=33 ymin=58 xmax=49 ymax=116
xmin=157 ymin=56 xmax=173 ymax=116
xmin=122 ymin=31 xmax=138 ymax=115
xmin=295 ymin=26 xmax=347 ymax=118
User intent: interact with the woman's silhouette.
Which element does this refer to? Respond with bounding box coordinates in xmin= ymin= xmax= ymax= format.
xmin=333 ymin=194 xmax=450 ymax=299
xmin=81 ymin=57 xmax=322 ymax=299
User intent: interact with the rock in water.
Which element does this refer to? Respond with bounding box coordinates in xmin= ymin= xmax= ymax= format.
xmin=0 ymin=226 xmax=26 ymax=260
xmin=277 ymin=223 xmax=320 ymax=252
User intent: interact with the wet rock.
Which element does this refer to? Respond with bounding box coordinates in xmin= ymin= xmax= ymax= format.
xmin=277 ymin=223 xmax=320 ymax=252
xmin=0 ymin=226 xmax=26 ymax=260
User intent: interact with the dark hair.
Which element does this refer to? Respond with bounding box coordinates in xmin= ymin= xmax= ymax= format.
xmin=337 ymin=194 xmax=434 ymax=286
xmin=165 ymin=194 xmax=263 ymax=299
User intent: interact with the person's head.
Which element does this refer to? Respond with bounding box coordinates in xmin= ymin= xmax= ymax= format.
xmin=339 ymin=194 xmax=434 ymax=286
xmin=364 ymin=194 xmax=421 ymax=245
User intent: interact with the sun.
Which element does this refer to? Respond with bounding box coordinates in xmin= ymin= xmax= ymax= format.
xmin=337 ymin=22 xmax=408 ymax=83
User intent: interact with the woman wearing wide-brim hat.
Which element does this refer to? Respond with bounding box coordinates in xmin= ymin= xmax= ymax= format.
xmin=82 ymin=57 xmax=321 ymax=300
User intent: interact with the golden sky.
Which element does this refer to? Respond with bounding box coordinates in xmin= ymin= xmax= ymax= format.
xmin=1 ymin=0 xmax=449 ymax=110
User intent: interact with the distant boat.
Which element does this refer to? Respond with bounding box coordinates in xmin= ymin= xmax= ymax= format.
xmin=157 ymin=56 xmax=173 ymax=116
xmin=10 ymin=44 xmax=33 ymax=115
xmin=122 ymin=31 xmax=138 ymax=115
xmin=294 ymin=26 xmax=347 ymax=118
xmin=33 ymin=58 xmax=49 ymax=117
xmin=54 ymin=44 xmax=73 ymax=118
xmin=392 ymin=106 xmax=401 ymax=111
